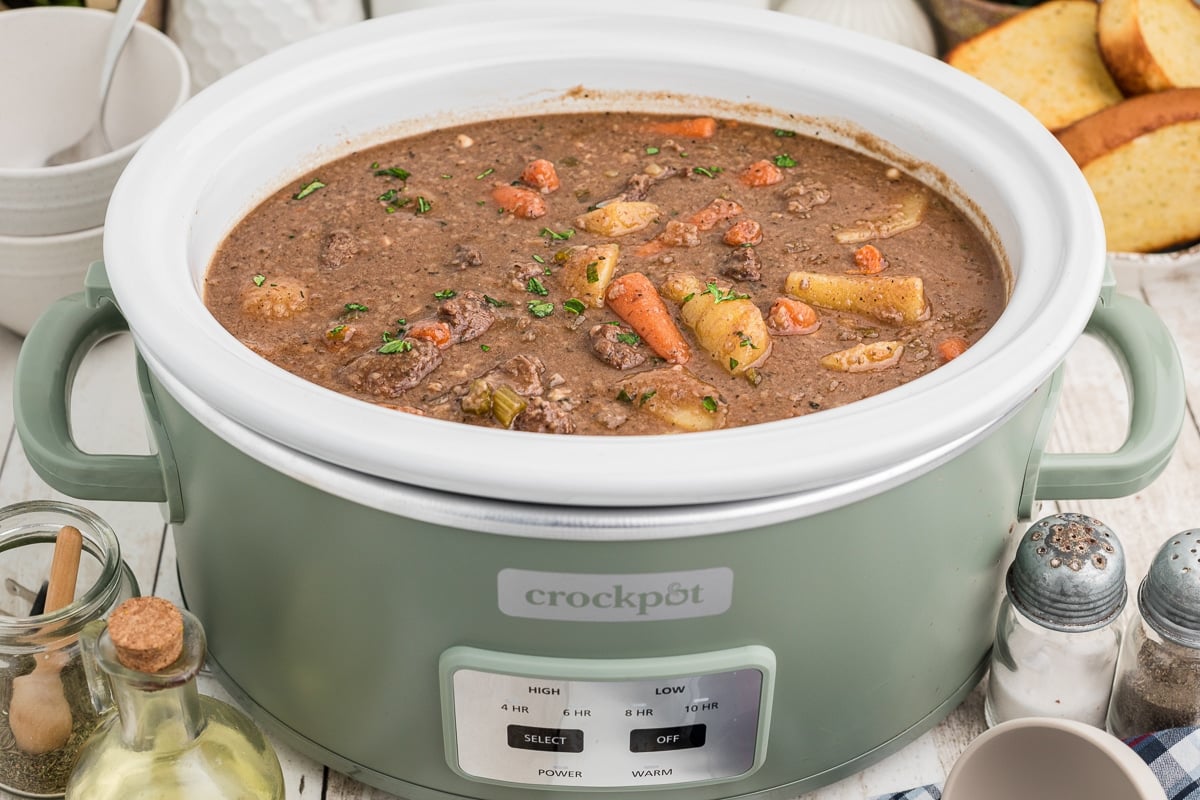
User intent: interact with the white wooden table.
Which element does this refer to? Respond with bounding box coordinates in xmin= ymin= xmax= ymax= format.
xmin=0 ymin=262 xmax=1196 ymax=798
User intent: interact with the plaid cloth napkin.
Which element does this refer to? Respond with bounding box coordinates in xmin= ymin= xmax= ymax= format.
xmin=869 ymin=726 xmax=1200 ymax=800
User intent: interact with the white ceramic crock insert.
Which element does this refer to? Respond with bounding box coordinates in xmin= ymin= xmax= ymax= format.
xmin=103 ymin=0 xmax=1104 ymax=507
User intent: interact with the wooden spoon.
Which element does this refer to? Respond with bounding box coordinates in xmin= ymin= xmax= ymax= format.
xmin=9 ymin=525 xmax=84 ymax=755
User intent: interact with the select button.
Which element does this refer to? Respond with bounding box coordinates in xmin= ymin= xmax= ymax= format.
xmin=630 ymin=724 xmax=707 ymax=753
xmin=508 ymin=724 xmax=584 ymax=753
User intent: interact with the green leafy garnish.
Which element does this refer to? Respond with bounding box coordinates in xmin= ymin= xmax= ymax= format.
xmin=374 ymin=166 xmax=411 ymax=180
xmin=484 ymin=294 xmax=507 ymax=307
xmin=645 ymin=146 xmax=660 ymax=155
xmin=252 ymin=274 xmax=266 ymax=287
xmin=378 ymin=188 xmax=400 ymax=203
xmin=440 ymin=174 xmax=453 ymax=179
xmin=586 ymin=261 xmax=599 ymax=284
xmin=532 ymin=254 xmax=545 ymax=264
xmin=702 ymin=395 xmax=719 ymax=412
xmin=379 ymin=339 xmax=414 ymax=354
xmin=527 ymin=300 xmax=555 ymax=318
xmin=682 ymin=292 xmax=695 ymax=304
xmin=729 ymin=357 xmax=739 ymax=370
xmin=293 ymin=180 xmax=326 ymax=200
xmin=434 ymin=289 xmax=456 ymax=300
xmin=563 ymin=298 xmax=587 ymax=315
xmin=540 ymin=227 xmax=575 ymax=241
xmin=692 ymin=166 xmax=723 ymax=179
xmin=344 ymin=302 xmax=369 ymax=313
xmin=773 ymin=129 xmax=796 ymax=138
xmin=480 ymin=344 xmax=491 ymax=352
xmin=616 ymin=332 xmax=641 ymax=346
xmin=706 ymin=283 xmax=749 ymax=304
xmin=639 ymin=390 xmax=656 ymax=406
xmin=773 ymin=154 xmax=797 ymax=168
xmin=617 ymin=388 xmax=633 ymax=403
xmin=475 ymin=168 xmax=495 ymax=180
xmin=416 ymin=196 xmax=432 ymax=214
xmin=525 ymin=277 xmax=549 ymax=296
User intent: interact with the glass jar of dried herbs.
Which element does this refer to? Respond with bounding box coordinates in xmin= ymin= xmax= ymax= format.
xmin=0 ymin=501 xmax=138 ymax=797
xmin=1109 ymin=530 xmax=1200 ymax=739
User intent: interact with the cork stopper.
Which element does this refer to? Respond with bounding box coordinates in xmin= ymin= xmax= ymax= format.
xmin=107 ymin=596 xmax=184 ymax=673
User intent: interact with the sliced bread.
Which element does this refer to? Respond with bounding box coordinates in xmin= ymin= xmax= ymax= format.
xmin=1098 ymin=0 xmax=1200 ymax=95
xmin=1055 ymin=88 xmax=1200 ymax=252
xmin=946 ymin=0 xmax=1124 ymax=131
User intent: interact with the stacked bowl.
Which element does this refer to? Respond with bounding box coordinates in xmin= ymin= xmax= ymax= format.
xmin=0 ymin=7 xmax=188 ymax=336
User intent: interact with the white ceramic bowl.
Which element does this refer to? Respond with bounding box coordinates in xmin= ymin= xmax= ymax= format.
xmin=0 ymin=7 xmax=189 ymax=236
xmin=943 ymin=717 xmax=1165 ymax=800
xmin=0 ymin=226 xmax=103 ymax=336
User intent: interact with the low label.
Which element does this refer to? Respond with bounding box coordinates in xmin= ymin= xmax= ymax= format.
xmin=497 ymin=568 xmax=733 ymax=622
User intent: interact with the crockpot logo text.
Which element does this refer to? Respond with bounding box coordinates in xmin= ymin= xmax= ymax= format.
xmin=497 ymin=568 xmax=733 ymax=622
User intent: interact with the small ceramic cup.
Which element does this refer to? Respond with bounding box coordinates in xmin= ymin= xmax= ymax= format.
xmin=943 ymin=717 xmax=1166 ymax=800
xmin=0 ymin=7 xmax=190 ymax=236
xmin=0 ymin=226 xmax=104 ymax=336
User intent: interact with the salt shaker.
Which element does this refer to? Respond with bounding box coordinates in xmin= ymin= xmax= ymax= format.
xmin=1108 ymin=530 xmax=1200 ymax=739
xmin=984 ymin=512 xmax=1126 ymax=728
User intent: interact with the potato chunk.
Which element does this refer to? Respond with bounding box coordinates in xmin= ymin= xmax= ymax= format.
xmin=660 ymin=272 xmax=771 ymax=378
xmin=576 ymin=202 xmax=660 ymax=236
xmin=820 ymin=341 xmax=904 ymax=373
xmin=616 ymin=366 xmax=727 ymax=432
xmin=834 ymin=191 xmax=928 ymax=244
xmin=241 ymin=281 xmax=309 ymax=320
xmin=784 ymin=271 xmax=929 ymax=326
xmin=556 ymin=243 xmax=620 ymax=308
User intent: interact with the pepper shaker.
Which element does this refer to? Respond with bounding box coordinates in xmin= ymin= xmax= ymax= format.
xmin=984 ymin=512 xmax=1126 ymax=728
xmin=1108 ymin=530 xmax=1200 ymax=739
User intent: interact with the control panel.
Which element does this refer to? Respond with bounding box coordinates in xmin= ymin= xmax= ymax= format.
xmin=439 ymin=646 xmax=775 ymax=789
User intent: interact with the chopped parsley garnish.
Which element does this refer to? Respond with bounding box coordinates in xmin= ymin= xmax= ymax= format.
xmin=327 ymin=325 xmax=346 ymax=338
xmin=475 ymin=168 xmax=495 ymax=180
xmin=682 ymin=292 xmax=695 ymax=303
xmin=525 ymin=277 xmax=549 ymax=296
xmin=480 ymin=344 xmax=491 ymax=352
xmin=440 ymin=174 xmax=453 ymax=179
xmin=586 ymin=261 xmax=600 ymax=283
xmin=645 ymin=146 xmax=660 ymax=155
xmin=416 ymin=196 xmax=432 ymax=214
xmin=729 ymin=357 xmax=739 ymax=370
xmin=483 ymin=294 xmax=507 ymax=307
xmin=370 ymin=161 xmax=380 ymax=169
xmin=374 ymin=166 xmax=411 ymax=180
xmin=540 ymin=227 xmax=575 ymax=241
xmin=433 ymin=289 xmax=456 ymax=300
xmin=692 ymin=166 xmax=723 ymax=179
xmin=344 ymin=302 xmax=369 ymax=313
xmin=532 ymin=254 xmax=545 ymax=264
xmin=738 ymin=331 xmax=757 ymax=348
xmin=252 ymin=274 xmax=266 ymax=287
xmin=706 ymin=283 xmax=749 ymax=304
xmin=617 ymin=389 xmax=633 ymax=403
xmin=639 ymin=390 xmax=656 ymax=406
xmin=773 ymin=129 xmax=796 ymax=138
xmin=379 ymin=339 xmax=414 ymax=354
xmin=702 ymin=395 xmax=719 ymax=412
xmin=378 ymin=188 xmax=400 ymax=203
xmin=527 ymin=300 xmax=555 ymax=318
xmin=293 ymin=180 xmax=325 ymax=200
xmin=616 ymin=332 xmax=641 ymax=346
xmin=563 ymin=298 xmax=587 ymax=315
xmin=773 ymin=154 xmax=798 ymax=168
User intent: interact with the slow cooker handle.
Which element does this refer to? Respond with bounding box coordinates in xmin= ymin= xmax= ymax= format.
xmin=1032 ymin=292 xmax=1185 ymax=502
xmin=14 ymin=271 xmax=179 ymax=512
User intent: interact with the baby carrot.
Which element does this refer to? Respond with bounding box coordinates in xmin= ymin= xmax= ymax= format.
xmin=723 ymin=219 xmax=763 ymax=247
xmin=848 ymin=244 xmax=888 ymax=275
xmin=643 ymin=117 xmax=718 ymax=139
xmin=407 ymin=320 xmax=453 ymax=348
xmin=937 ymin=336 xmax=970 ymax=363
xmin=520 ymin=159 xmax=560 ymax=194
xmin=492 ymin=184 xmax=547 ymax=218
xmin=739 ymin=159 xmax=784 ymax=187
xmin=605 ymin=272 xmax=691 ymax=364
xmin=688 ymin=198 xmax=743 ymax=231
xmin=766 ymin=297 xmax=821 ymax=336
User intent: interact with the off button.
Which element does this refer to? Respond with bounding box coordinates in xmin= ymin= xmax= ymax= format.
xmin=630 ymin=724 xmax=707 ymax=753
xmin=507 ymin=724 xmax=585 ymax=753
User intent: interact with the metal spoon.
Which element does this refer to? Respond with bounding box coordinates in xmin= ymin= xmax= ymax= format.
xmin=44 ymin=0 xmax=149 ymax=167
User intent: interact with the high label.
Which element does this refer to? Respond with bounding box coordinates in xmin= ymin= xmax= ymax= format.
xmin=497 ymin=568 xmax=733 ymax=622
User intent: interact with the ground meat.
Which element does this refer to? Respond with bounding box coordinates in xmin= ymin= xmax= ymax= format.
xmin=784 ymin=180 xmax=832 ymax=214
xmin=480 ymin=354 xmax=545 ymax=396
xmin=439 ymin=290 xmax=495 ymax=343
xmin=722 ymin=247 xmax=762 ymax=282
xmin=589 ymin=323 xmax=647 ymax=370
xmin=319 ymin=230 xmax=363 ymax=269
xmin=512 ymin=396 xmax=575 ymax=434
xmin=338 ymin=338 xmax=442 ymax=398
xmin=449 ymin=243 xmax=483 ymax=269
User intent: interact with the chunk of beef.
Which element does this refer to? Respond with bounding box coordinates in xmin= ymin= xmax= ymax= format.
xmin=480 ymin=354 xmax=545 ymax=396
xmin=657 ymin=220 xmax=701 ymax=248
xmin=597 ymin=165 xmax=683 ymax=206
xmin=449 ymin=243 xmax=483 ymax=270
xmin=722 ymin=246 xmax=762 ymax=282
xmin=509 ymin=261 xmax=544 ymax=289
xmin=438 ymin=290 xmax=495 ymax=343
xmin=338 ymin=338 xmax=442 ymax=398
xmin=513 ymin=396 xmax=575 ymax=434
xmin=320 ymin=230 xmax=363 ymax=270
xmin=589 ymin=323 xmax=647 ymax=370
xmin=784 ymin=180 xmax=832 ymax=214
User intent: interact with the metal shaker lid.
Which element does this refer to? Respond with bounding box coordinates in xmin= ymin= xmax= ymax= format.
xmin=1006 ymin=513 xmax=1127 ymax=632
xmin=1139 ymin=530 xmax=1200 ymax=649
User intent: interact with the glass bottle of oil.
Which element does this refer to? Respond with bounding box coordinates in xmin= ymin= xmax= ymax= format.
xmin=65 ymin=597 xmax=284 ymax=799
